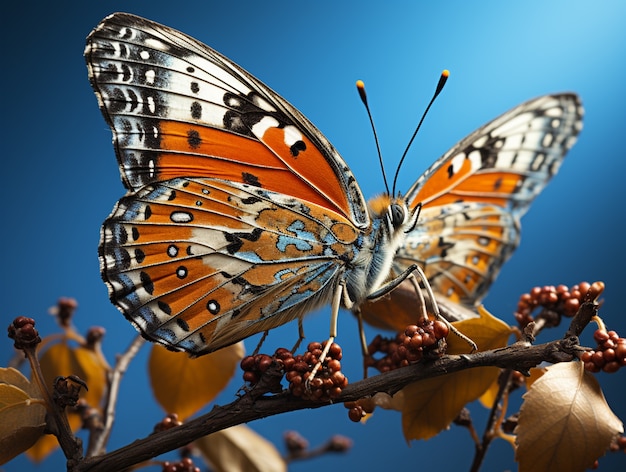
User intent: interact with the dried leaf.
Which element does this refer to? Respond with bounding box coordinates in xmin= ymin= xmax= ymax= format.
xmin=149 ymin=342 xmax=244 ymax=420
xmin=0 ymin=367 xmax=44 ymax=399
xmin=516 ymin=362 xmax=623 ymax=472
xmin=0 ymin=377 xmax=46 ymax=464
xmin=402 ymin=306 xmax=511 ymax=440
xmin=195 ymin=424 xmax=286 ymax=472
xmin=26 ymin=342 xmax=108 ymax=462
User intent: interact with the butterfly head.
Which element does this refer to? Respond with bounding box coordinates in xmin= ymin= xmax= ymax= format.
xmin=368 ymin=194 xmax=419 ymax=238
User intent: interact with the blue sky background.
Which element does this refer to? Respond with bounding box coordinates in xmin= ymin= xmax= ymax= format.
xmin=2 ymin=1 xmax=625 ymax=470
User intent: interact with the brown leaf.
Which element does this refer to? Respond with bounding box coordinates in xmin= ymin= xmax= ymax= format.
xmin=401 ymin=306 xmax=511 ymax=440
xmin=516 ymin=362 xmax=624 ymax=472
xmin=149 ymin=342 xmax=244 ymax=421
xmin=0 ymin=374 xmax=47 ymax=465
xmin=195 ymin=424 xmax=286 ymax=472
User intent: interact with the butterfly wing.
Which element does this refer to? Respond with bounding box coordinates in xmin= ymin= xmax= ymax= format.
xmin=100 ymin=177 xmax=360 ymax=353
xmin=362 ymin=94 xmax=583 ymax=331
xmin=87 ymin=13 xmax=368 ymax=354
xmin=402 ymin=93 xmax=583 ymax=306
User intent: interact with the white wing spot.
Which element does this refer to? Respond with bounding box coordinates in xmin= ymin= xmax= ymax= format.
xmin=466 ymin=150 xmax=482 ymax=170
xmin=450 ymin=153 xmax=466 ymax=175
xmin=145 ymin=69 xmax=155 ymax=85
xmin=542 ymin=132 xmax=554 ymax=147
xmin=226 ymin=96 xmax=241 ymax=107
xmin=147 ymin=96 xmax=156 ymax=114
xmin=251 ymin=116 xmax=280 ymax=138
xmin=473 ymin=135 xmax=488 ymax=148
xmin=171 ymin=211 xmax=193 ymax=223
xmin=144 ymin=38 xmax=167 ymax=51
xmin=148 ymin=159 xmax=155 ymax=178
xmin=283 ymin=125 xmax=303 ymax=147
xmin=140 ymin=50 xmax=150 ymax=60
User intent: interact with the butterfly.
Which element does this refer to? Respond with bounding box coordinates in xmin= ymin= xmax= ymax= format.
xmin=85 ymin=13 xmax=583 ymax=357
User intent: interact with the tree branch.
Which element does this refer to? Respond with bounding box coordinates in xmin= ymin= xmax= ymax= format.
xmin=72 ymin=336 xmax=578 ymax=472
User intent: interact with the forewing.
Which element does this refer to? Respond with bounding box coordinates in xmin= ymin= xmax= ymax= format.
xmin=406 ymin=93 xmax=583 ymax=218
xmin=85 ymin=13 xmax=368 ymax=228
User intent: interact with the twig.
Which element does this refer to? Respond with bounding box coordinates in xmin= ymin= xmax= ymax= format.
xmin=86 ymin=335 xmax=145 ymax=457
xmin=72 ymin=337 xmax=579 ymax=472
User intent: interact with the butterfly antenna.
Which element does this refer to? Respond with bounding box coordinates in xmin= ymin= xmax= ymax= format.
xmin=391 ymin=70 xmax=449 ymax=196
xmin=357 ymin=80 xmax=390 ymax=196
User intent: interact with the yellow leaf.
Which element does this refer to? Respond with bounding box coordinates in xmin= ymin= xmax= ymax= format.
xmin=447 ymin=305 xmax=513 ymax=354
xmin=524 ymin=366 xmax=546 ymax=391
xmin=195 ymin=424 xmax=286 ymax=472
xmin=478 ymin=377 xmax=500 ymax=409
xmin=73 ymin=346 xmax=108 ymax=410
xmin=149 ymin=342 xmax=244 ymax=421
xmin=401 ymin=306 xmax=511 ymax=440
xmin=516 ymin=362 xmax=623 ymax=472
xmin=0 ymin=367 xmax=44 ymax=399
xmin=26 ymin=342 xmax=108 ymax=462
xmin=0 ymin=381 xmax=46 ymax=464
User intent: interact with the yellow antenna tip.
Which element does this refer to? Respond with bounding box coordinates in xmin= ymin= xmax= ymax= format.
xmin=442 ymin=69 xmax=450 ymax=78
xmin=356 ymin=80 xmax=368 ymax=104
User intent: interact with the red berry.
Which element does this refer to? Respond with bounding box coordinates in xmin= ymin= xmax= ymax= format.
xmin=580 ymin=351 xmax=593 ymax=363
xmin=591 ymin=351 xmax=605 ymax=368
xmin=433 ymin=320 xmax=449 ymax=339
xmin=328 ymin=342 xmax=342 ymax=360
xmin=348 ymin=406 xmax=364 ymax=422
xmin=256 ymin=355 xmax=272 ymax=372
xmin=593 ymin=330 xmax=609 ymax=344
xmin=603 ymin=348 xmax=616 ymax=363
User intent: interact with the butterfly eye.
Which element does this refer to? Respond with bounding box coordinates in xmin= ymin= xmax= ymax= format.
xmin=390 ymin=203 xmax=405 ymax=228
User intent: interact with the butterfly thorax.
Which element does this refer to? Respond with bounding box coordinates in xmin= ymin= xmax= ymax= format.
xmin=344 ymin=195 xmax=418 ymax=305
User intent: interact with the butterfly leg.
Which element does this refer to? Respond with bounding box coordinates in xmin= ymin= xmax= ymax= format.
xmin=252 ymin=330 xmax=270 ymax=356
xmin=307 ymin=279 xmax=346 ymax=387
xmin=409 ymin=266 xmax=477 ymax=352
xmin=290 ymin=318 xmax=306 ymax=353
xmin=354 ymin=307 xmax=371 ymax=378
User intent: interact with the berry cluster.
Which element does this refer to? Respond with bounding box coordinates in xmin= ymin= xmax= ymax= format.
xmin=366 ymin=320 xmax=449 ymax=373
xmin=240 ymin=342 xmax=348 ymax=401
xmin=7 ymin=316 xmax=41 ymax=350
xmin=286 ymin=342 xmax=348 ymax=401
xmin=514 ymin=282 xmax=603 ymax=328
xmin=581 ymin=329 xmax=626 ymax=373
xmin=161 ymin=458 xmax=200 ymax=472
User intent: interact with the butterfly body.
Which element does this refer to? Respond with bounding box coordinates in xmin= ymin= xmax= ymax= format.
xmin=87 ymin=13 xmax=582 ymax=355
